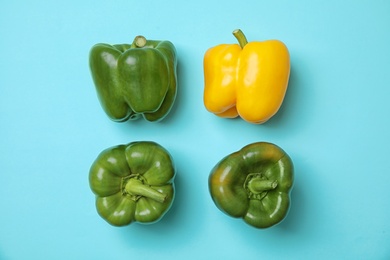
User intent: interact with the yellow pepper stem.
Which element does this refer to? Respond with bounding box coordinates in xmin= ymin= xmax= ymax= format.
xmin=232 ymin=29 xmax=248 ymax=49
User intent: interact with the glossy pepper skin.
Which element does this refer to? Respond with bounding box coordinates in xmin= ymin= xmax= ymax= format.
xmin=89 ymin=35 xmax=177 ymax=122
xmin=203 ymin=29 xmax=290 ymax=124
xmin=89 ymin=141 xmax=175 ymax=226
xmin=209 ymin=142 xmax=293 ymax=229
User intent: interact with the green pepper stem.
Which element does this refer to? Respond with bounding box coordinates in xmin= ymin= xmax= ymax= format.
xmin=125 ymin=178 xmax=167 ymax=203
xmin=247 ymin=178 xmax=278 ymax=194
xmin=132 ymin=35 xmax=147 ymax=48
xmin=232 ymin=29 xmax=248 ymax=49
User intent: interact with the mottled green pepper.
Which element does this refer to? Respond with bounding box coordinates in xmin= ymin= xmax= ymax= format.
xmin=89 ymin=35 xmax=177 ymax=122
xmin=89 ymin=141 xmax=175 ymax=226
xmin=209 ymin=142 xmax=294 ymax=229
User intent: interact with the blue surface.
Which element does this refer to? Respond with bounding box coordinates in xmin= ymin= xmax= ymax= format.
xmin=1 ymin=0 xmax=390 ymax=259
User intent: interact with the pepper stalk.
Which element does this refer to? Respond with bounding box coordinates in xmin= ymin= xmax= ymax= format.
xmin=247 ymin=177 xmax=278 ymax=194
xmin=131 ymin=35 xmax=147 ymax=48
xmin=124 ymin=177 xmax=167 ymax=203
xmin=233 ymin=29 xmax=248 ymax=49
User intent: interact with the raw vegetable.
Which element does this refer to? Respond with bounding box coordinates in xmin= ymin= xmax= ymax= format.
xmin=203 ymin=29 xmax=290 ymax=124
xmin=89 ymin=141 xmax=175 ymax=226
xmin=89 ymin=35 xmax=177 ymax=122
xmin=209 ymin=142 xmax=294 ymax=228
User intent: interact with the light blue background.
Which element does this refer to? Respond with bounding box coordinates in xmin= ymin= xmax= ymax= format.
xmin=1 ymin=0 xmax=389 ymax=259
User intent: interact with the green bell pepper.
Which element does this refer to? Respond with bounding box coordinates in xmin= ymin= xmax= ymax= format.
xmin=89 ymin=35 xmax=177 ymax=122
xmin=209 ymin=142 xmax=294 ymax=229
xmin=89 ymin=141 xmax=175 ymax=226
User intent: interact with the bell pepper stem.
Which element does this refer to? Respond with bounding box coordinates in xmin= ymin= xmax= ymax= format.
xmin=247 ymin=178 xmax=278 ymax=194
xmin=131 ymin=35 xmax=147 ymax=48
xmin=233 ymin=29 xmax=248 ymax=49
xmin=125 ymin=178 xmax=167 ymax=203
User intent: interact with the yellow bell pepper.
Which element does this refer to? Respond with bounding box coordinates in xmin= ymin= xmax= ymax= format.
xmin=203 ymin=29 xmax=290 ymax=124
